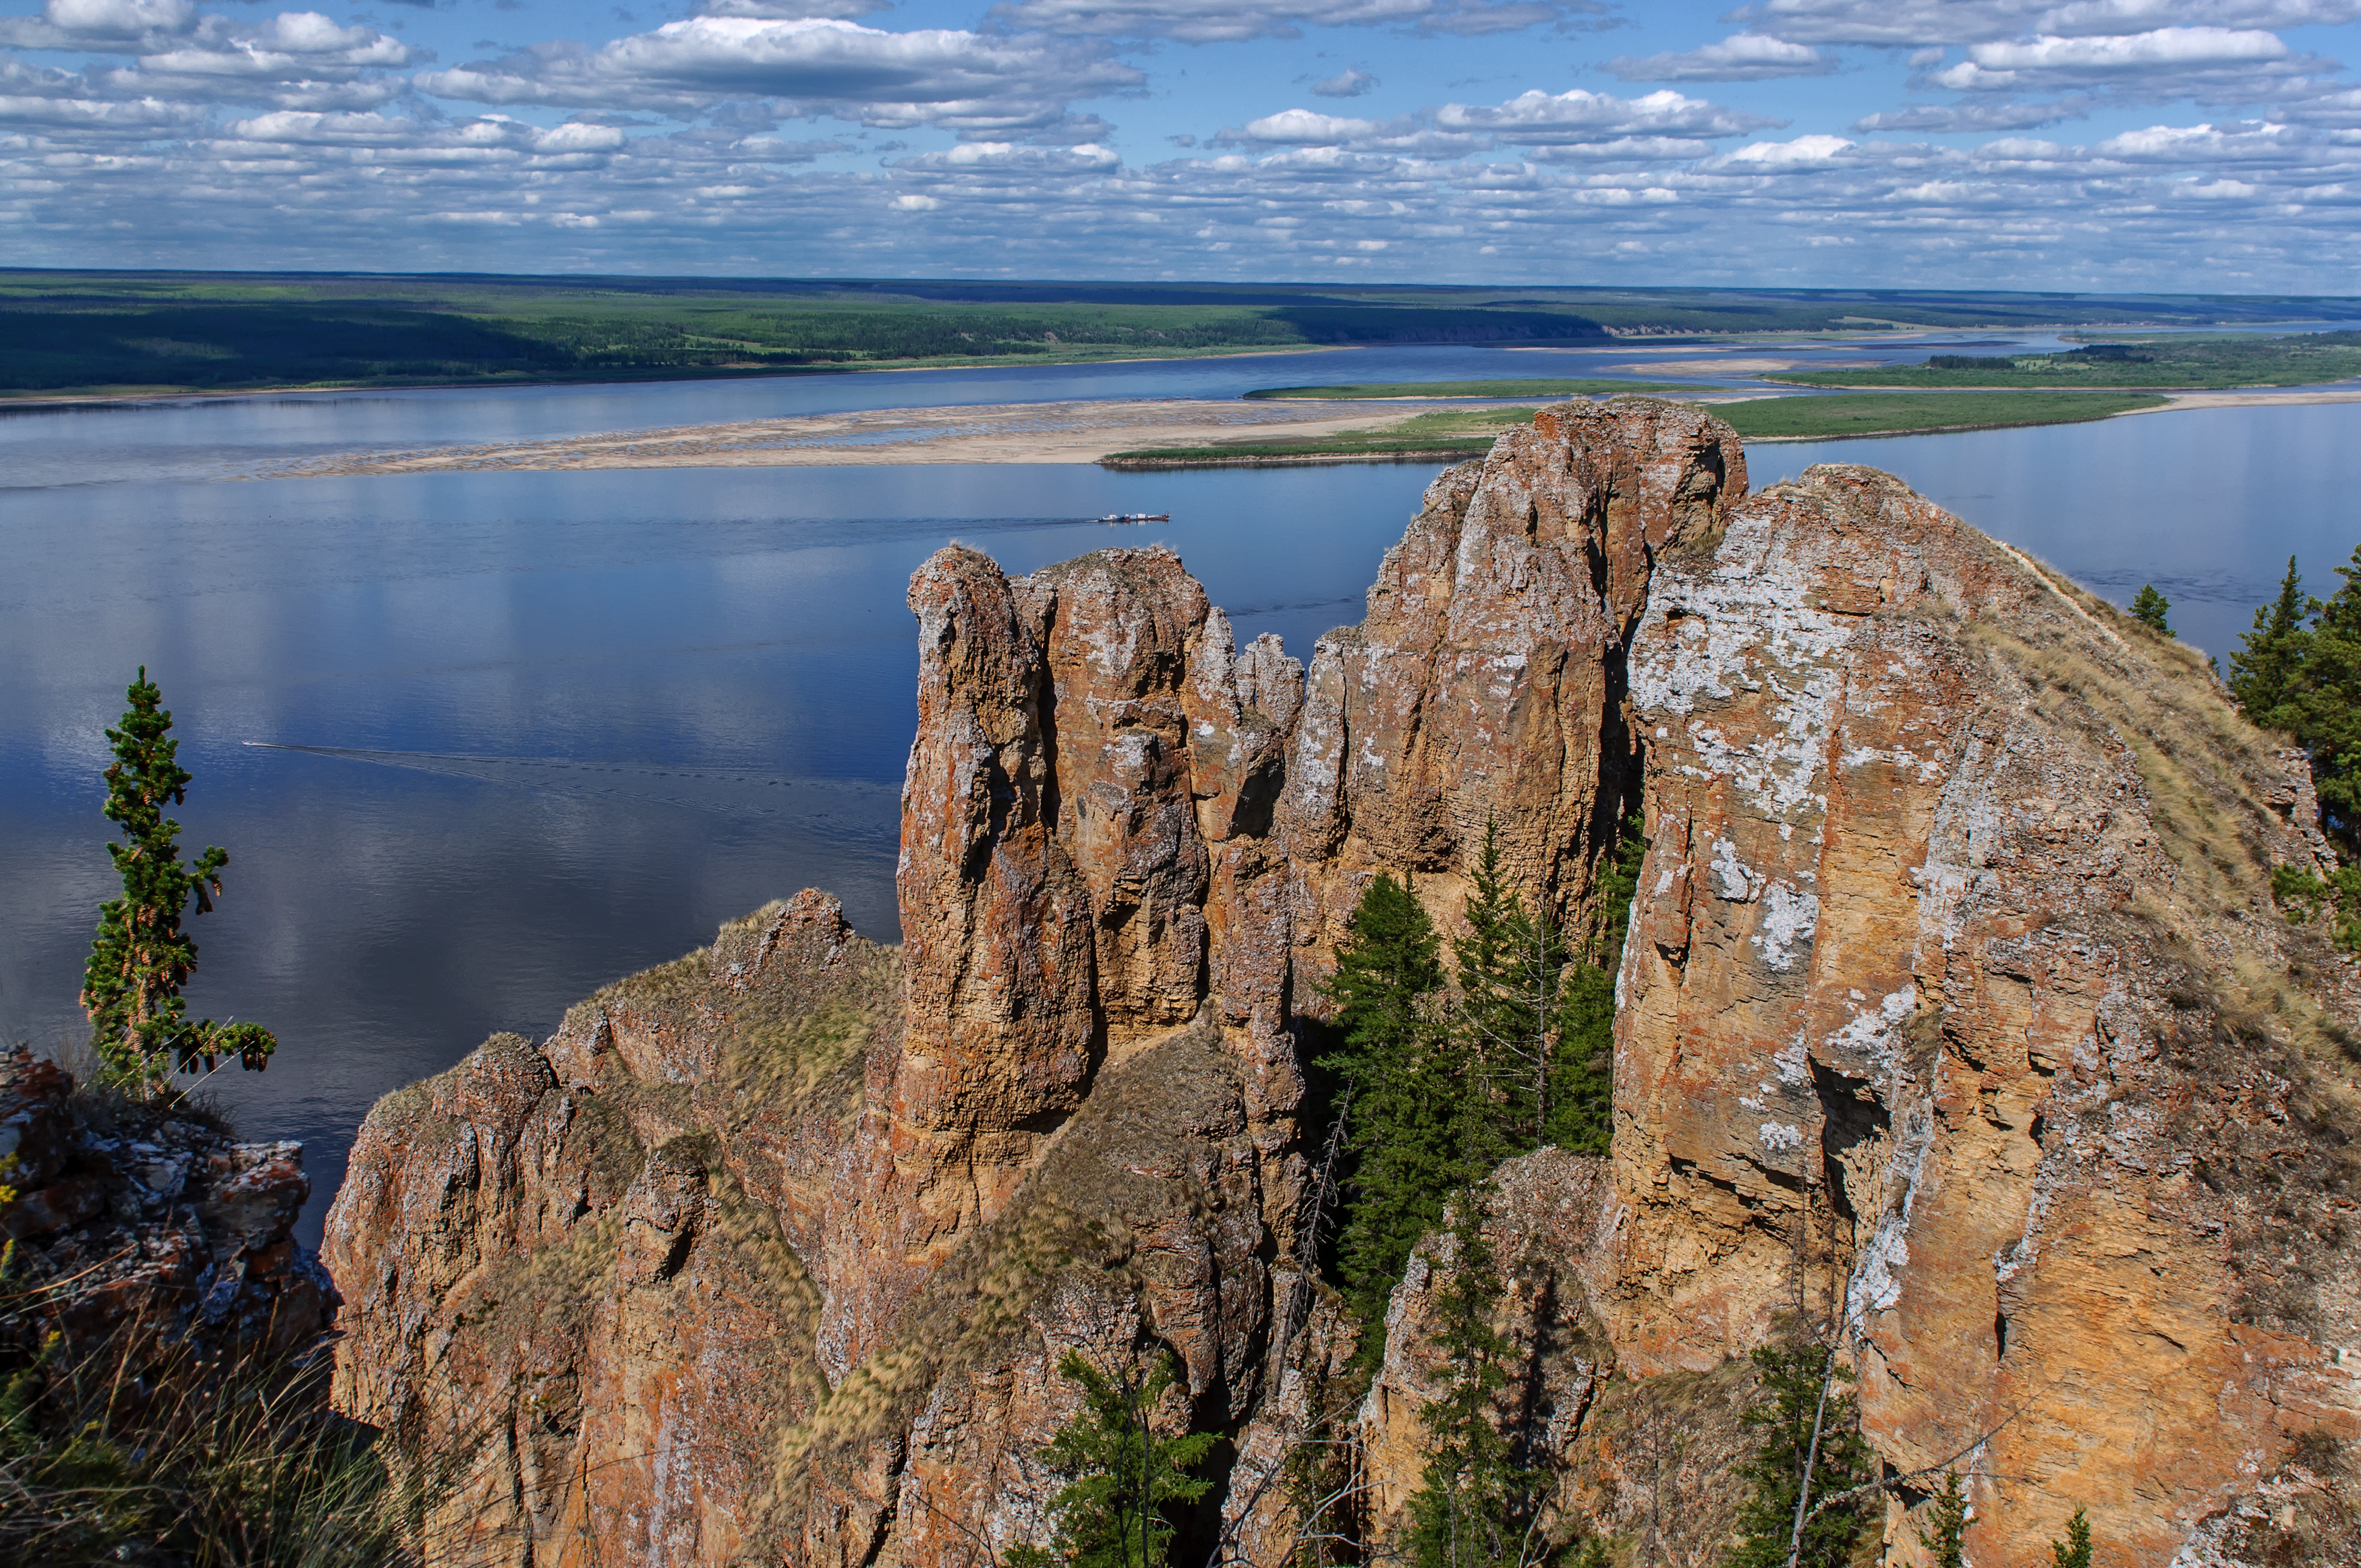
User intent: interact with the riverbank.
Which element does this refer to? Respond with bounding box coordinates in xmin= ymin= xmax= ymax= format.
xmin=239 ymin=386 xmax=2361 ymax=477
xmin=244 ymin=396 xmax=1469 ymax=477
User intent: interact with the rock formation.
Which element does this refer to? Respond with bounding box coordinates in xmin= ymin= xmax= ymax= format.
xmin=324 ymin=400 xmax=2361 ymax=1566
xmin=0 ymin=1046 xmax=337 ymax=1358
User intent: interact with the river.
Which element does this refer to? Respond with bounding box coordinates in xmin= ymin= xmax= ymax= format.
xmin=3 ymin=339 xmax=2354 ymax=1243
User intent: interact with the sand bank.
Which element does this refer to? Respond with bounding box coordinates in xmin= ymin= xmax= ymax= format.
xmin=249 ymin=397 xmax=1461 ymax=478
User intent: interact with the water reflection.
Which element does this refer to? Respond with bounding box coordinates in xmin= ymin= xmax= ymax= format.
xmin=5 ymin=370 xmax=2358 ymax=1249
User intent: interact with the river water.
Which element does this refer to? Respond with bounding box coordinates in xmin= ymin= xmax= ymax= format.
xmin=3 ymin=339 xmax=2355 ymax=1244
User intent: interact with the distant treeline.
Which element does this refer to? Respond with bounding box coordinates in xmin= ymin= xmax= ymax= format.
xmin=1786 ymin=330 xmax=2361 ymax=391
xmin=5 ymin=270 xmax=2356 ymax=397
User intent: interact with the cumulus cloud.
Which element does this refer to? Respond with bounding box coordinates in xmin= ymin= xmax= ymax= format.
xmin=1724 ymin=0 xmax=2360 ymax=45
xmin=986 ymin=0 xmax=1603 ymax=45
xmin=418 ymin=18 xmax=1142 ymax=136
xmin=1310 ymin=66 xmax=1377 ymax=97
xmin=1608 ymin=33 xmax=1838 ymax=82
xmin=693 ymin=0 xmax=892 ymax=18
xmin=1709 ymin=132 xmax=1856 ymax=167
xmin=1853 ymin=98 xmax=2093 ymax=132
xmin=1435 ymin=84 xmax=1782 ymax=141
xmin=1925 ymin=24 xmax=2321 ymax=96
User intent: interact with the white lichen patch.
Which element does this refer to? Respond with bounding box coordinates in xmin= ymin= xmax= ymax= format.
xmin=1753 ymin=881 xmax=1819 ymax=970
xmin=1826 ymin=987 xmax=1918 ymax=1075
xmin=1759 ymin=1121 xmax=1804 ymax=1151
xmin=1711 ymin=836 xmax=1756 ymax=902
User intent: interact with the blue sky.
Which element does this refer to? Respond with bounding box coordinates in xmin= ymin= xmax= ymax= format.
xmin=6 ymin=0 xmax=2361 ymax=287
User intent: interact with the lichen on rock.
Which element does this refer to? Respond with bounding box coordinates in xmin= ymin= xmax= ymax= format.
xmin=322 ymin=401 xmax=2361 ymax=1567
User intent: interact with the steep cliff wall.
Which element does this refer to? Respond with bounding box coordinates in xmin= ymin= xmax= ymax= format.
xmin=325 ymin=401 xmax=2360 ymax=1567
xmin=1602 ymin=462 xmax=2361 ymax=1563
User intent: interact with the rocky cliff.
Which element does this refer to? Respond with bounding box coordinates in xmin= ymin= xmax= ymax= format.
xmin=326 ymin=400 xmax=2361 ymax=1566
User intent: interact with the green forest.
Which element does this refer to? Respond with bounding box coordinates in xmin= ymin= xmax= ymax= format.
xmin=1774 ymin=330 xmax=2361 ymax=390
xmin=6 ymin=271 xmax=2356 ymax=397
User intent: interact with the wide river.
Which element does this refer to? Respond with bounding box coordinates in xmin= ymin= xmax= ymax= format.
xmin=5 ymin=338 xmax=2356 ymax=1244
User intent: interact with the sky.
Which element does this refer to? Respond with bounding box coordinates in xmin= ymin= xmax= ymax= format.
xmin=5 ymin=0 xmax=2361 ymax=287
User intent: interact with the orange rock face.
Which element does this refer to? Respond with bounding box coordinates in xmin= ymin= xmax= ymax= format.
xmin=324 ymin=404 xmax=2360 ymax=1567
xmin=1607 ymin=463 xmax=2361 ymax=1564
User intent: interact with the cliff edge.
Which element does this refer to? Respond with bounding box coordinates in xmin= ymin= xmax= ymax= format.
xmin=326 ymin=400 xmax=2361 ymax=1566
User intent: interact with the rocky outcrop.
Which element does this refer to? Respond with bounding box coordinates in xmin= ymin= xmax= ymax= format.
xmin=1605 ymin=463 xmax=2361 ymax=1564
xmin=0 ymin=1047 xmax=336 ymax=1359
xmin=324 ymin=399 xmax=2361 ymax=1567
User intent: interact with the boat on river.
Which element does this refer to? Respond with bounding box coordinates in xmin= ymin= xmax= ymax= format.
xmin=1098 ymin=513 xmax=1170 ymax=523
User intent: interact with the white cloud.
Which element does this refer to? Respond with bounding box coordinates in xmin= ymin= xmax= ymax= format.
xmin=1608 ymin=32 xmax=1838 ymax=82
xmin=1435 ymin=85 xmax=1781 ymax=141
xmin=1725 ymin=0 xmax=2360 ymax=45
xmin=694 ymin=0 xmax=892 ymax=18
xmin=1234 ymin=107 xmax=1388 ymax=142
xmin=418 ymin=18 xmax=1142 ymax=136
xmin=986 ymin=0 xmax=1602 ymax=45
xmin=1311 ymin=66 xmax=1378 ymax=98
xmin=1854 ymin=99 xmax=2092 ymax=132
xmin=1712 ymin=132 xmax=1856 ymax=166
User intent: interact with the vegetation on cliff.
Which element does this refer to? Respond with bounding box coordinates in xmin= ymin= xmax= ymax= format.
xmin=0 ymin=1331 xmax=403 ymax=1567
xmin=1724 ymin=1337 xmax=1876 ymax=1568
xmin=2231 ymin=548 xmax=2361 ymax=946
xmin=1012 ymin=1349 xmax=1219 ymax=1568
xmin=1321 ymin=817 xmax=1645 ymax=1347
xmin=80 ymin=670 xmax=277 ymax=1088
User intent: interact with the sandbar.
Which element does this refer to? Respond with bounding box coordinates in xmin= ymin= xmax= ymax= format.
xmin=239 ymin=386 xmax=2361 ymax=480
xmin=247 ymin=397 xmax=1466 ymax=477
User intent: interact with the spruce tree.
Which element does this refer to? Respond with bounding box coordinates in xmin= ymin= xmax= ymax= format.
xmin=1404 ymin=1190 xmax=1536 ymax=1568
xmin=2130 ymin=585 xmax=2172 ymax=637
xmin=1321 ymin=874 xmax=1464 ymax=1331
xmin=2281 ymin=544 xmax=2361 ymax=850
xmin=1726 ymin=1335 xmax=1875 ymax=1568
xmin=2049 ymin=1506 xmax=2093 ymax=1568
xmin=1017 ymin=1348 xmax=1218 ymax=1568
xmin=80 ymin=668 xmax=277 ymax=1088
xmin=1917 ymin=1471 xmax=1968 ymax=1568
xmin=1547 ymin=812 xmax=1646 ymax=1156
xmin=2230 ymin=556 xmax=2307 ymax=722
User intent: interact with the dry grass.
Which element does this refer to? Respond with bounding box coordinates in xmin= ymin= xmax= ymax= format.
xmin=0 ymin=1327 xmax=408 ymax=1567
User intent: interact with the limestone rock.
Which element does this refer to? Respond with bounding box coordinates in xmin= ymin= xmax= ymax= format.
xmin=1608 ymin=462 xmax=2361 ymax=1565
xmin=0 ymin=1047 xmax=336 ymax=1359
xmin=322 ymin=405 xmax=2361 ymax=1568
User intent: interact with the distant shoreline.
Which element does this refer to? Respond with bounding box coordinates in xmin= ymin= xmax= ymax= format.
xmin=223 ymin=386 xmax=2361 ymax=479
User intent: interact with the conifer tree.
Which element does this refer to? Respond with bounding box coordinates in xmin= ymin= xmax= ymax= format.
xmin=2130 ymin=585 xmax=2173 ymax=637
xmin=1452 ymin=820 xmax=1568 ymax=1157
xmin=1404 ymin=1190 xmax=1537 ymax=1568
xmin=2230 ymin=556 xmax=2308 ymax=722
xmin=2048 ymin=1506 xmax=2093 ymax=1568
xmin=1726 ymin=1335 xmax=1875 ymax=1568
xmin=1017 ymin=1348 xmax=1219 ymax=1568
xmin=80 ymin=668 xmax=277 ymax=1089
xmin=1321 ymin=874 xmax=1463 ymax=1330
xmin=1917 ymin=1471 xmax=1968 ymax=1568
xmin=2281 ymin=544 xmax=2361 ymax=850
xmin=1547 ymin=812 xmax=1646 ymax=1156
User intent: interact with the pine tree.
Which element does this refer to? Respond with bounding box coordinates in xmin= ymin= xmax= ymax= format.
xmin=1916 ymin=1471 xmax=1968 ymax=1568
xmin=1404 ymin=1190 xmax=1537 ymax=1568
xmin=2230 ymin=555 xmax=2307 ymax=722
xmin=2281 ymin=544 xmax=2361 ymax=850
xmin=1726 ymin=1335 xmax=1876 ymax=1568
xmin=2130 ymin=584 xmax=2173 ymax=637
xmin=1451 ymin=823 xmax=1525 ymax=1166
xmin=1321 ymin=874 xmax=1464 ymax=1331
xmin=80 ymin=669 xmax=277 ymax=1089
xmin=1547 ymin=811 xmax=1646 ymax=1157
xmin=1018 ymin=1348 xmax=1220 ymax=1568
xmin=2049 ymin=1506 xmax=2093 ymax=1568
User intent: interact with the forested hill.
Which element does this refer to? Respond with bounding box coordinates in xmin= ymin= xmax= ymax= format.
xmin=5 ymin=271 xmax=2356 ymax=397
